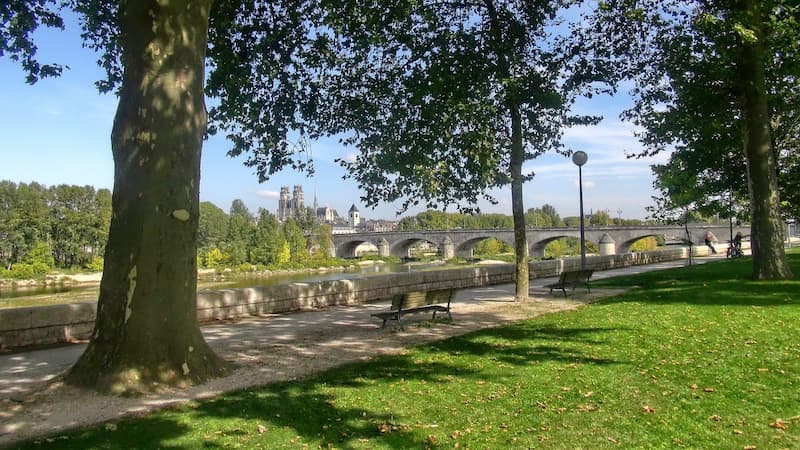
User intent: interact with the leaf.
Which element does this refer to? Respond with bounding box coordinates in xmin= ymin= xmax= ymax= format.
xmin=643 ymin=405 xmax=655 ymax=413
xmin=769 ymin=419 xmax=788 ymax=430
xmin=703 ymin=387 xmax=715 ymax=393
xmin=257 ymin=424 xmax=267 ymax=434
xmin=709 ymin=414 xmax=722 ymax=422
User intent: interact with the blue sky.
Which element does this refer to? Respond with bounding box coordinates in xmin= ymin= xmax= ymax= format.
xmin=0 ymin=17 xmax=667 ymax=221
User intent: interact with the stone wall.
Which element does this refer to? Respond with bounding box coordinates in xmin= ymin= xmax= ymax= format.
xmin=0 ymin=248 xmax=692 ymax=350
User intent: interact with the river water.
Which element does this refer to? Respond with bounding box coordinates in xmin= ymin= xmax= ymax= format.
xmin=0 ymin=260 xmax=485 ymax=307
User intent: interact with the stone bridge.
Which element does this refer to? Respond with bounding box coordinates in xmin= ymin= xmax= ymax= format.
xmin=330 ymin=225 xmax=749 ymax=259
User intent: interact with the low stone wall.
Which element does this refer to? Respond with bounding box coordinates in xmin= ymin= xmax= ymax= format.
xmin=0 ymin=248 xmax=691 ymax=350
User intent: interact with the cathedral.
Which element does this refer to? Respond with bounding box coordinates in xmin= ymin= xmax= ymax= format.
xmin=277 ymin=185 xmax=369 ymax=229
xmin=277 ymin=185 xmax=305 ymax=222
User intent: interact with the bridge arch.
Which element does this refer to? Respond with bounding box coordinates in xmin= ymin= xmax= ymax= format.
xmin=334 ymin=239 xmax=380 ymax=258
xmin=529 ymin=235 xmax=599 ymax=259
xmin=617 ymin=234 xmax=663 ymax=254
xmin=390 ymin=237 xmax=442 ymax=258
xmin=454 ymin=235 xmax=515 ymax=259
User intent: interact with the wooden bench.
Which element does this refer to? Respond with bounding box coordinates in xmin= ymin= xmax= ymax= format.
xmin=371 ymin=289 xmax=455 ymax=330
xmin=545 ymin=269 xmax=593 ymax=297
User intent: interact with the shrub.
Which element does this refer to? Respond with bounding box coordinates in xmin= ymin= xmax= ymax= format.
xmin=85 ymin=257 xmax=104 ymax=272
xmin=9 ymin=263 xmax=36 ymax=279
xmin=22 ymin=242 xmax=55 ymax=269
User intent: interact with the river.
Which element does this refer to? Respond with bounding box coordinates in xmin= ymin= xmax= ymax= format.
xmin=0 ymin=259 xmax=503 ymax=308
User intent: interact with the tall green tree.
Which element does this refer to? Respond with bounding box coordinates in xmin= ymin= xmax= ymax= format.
xmin=250 ymin=209 xmax=284 ymax=266
xmin=616 ymin=0 xmax=796 ymax=279
xmin=198 ymin=201 xmax=229 ymax=252
xmin=294 ymin=0 xmax=619 ymax=301
xmin=1 ymin=0 xmax=342 ymax=391
xmin=226 ymin=199 xmax=255 ymax=265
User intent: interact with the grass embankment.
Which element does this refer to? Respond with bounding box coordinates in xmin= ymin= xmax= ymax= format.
xmin=17 ymin=253 xmax=800 ymax=449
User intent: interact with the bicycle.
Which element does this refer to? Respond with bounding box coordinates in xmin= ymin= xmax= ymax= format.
xmin=726 ymin=242 xmax=744 ymax=258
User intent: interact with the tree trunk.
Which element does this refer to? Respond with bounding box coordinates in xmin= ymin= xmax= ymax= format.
xmin=736 ymin=0 xmax=793 ymax=280
xmin=66 ymin=0 xmax=230 ymax=394
xmin=510 ymin=100 xmax=530 ymax=302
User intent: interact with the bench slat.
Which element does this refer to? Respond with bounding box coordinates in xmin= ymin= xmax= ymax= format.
xmin=373 ymin=288 xmax=455 ymax=330
xmin=545 ymin=269 xmax=593 ymax=297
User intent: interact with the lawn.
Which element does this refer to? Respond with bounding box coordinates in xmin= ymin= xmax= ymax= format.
xmin=16 ymin=252 xmax=800 ymax=449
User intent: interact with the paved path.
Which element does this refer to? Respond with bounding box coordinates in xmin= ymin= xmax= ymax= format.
xmin=0 ymin=255 xmax=725 ymax=445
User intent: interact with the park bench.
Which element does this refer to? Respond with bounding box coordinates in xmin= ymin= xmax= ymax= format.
xmin=545 ymin=269 xmax=593 ymax=297
xmin=371 ymin=289 xmax=455 ymax=331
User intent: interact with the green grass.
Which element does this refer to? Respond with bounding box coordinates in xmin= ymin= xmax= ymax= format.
xmin=15 ymin=253 xmax=800 ymax=449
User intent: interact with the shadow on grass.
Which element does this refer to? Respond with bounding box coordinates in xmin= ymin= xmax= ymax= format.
xmin=18 ymin=322 xmax=624 ymax=449
xmin=591 ymin=253 xmax=799 ymax=307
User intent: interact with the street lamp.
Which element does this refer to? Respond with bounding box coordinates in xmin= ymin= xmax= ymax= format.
xmin=572 ymin=151 xmax=588 ymax=269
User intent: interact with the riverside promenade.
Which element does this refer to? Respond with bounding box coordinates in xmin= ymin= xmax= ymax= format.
xmin=0 ymin=255 xmax=725 ymax=446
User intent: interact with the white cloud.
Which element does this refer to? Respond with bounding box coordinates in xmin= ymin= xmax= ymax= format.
xmin=255 ymin=190 xmax=280 ymax=199
xmin=341 ymin=151 xmax=358 ymax=164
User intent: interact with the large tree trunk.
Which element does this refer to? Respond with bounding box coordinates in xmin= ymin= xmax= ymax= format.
xmin=509 ymin=100 xmax=530 ymax=302
xmin=66 ymin=0 xmax=230 ymax=394
xmin=736 ymin=0 xmax=793 ymax=280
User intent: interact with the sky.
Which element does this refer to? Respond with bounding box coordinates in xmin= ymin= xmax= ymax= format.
xmin=0 ymin=16 xmax=669 ymax=222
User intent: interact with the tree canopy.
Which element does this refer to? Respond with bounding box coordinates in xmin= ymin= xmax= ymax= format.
xmin=615 ymin=0 xmax=796 ymax=279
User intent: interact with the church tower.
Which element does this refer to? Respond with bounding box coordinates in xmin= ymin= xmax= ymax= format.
xmin=278 ymin=187 xmax=290 ymax=221
xmin=349 ymin=204 xmax=361 ymax=228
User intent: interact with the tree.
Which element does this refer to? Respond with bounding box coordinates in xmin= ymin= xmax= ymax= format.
xmin=250 ymin=209 xmax=284 ymax=266
xmin=1 ymin=0 xmax=246 ymax=392
xmin=226 ymin=199 xmax=255 ymax=265
xmin=615 ymin=0 xmax=796 ymax=279
xmin=290 ymin=1 xmax=618 ymax=301
xmin=198 ymin=201 xmax=229 ymax=252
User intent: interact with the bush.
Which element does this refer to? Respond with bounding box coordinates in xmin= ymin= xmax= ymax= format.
xmin=85 ymin=257 xmax=104 ymax=272
xmin=9 ymin=263 xmax=36 ymax=279
xmin=235 ymin=263 xmax=255 ymax=273
xmin=22 ymin=242 xmax=55 ymax=269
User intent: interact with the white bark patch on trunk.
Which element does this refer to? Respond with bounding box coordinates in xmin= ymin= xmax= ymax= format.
xmin=188 ymin=346 xmax=194 ymax=352
xmin=125 ymin=266 xmax=137 ymax=323
xmin=172 ymin=209 xmax=190 ymax=221
xmin=182 ymin=362 xmax=190 ymax=375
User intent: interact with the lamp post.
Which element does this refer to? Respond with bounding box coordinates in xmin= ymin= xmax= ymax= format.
xmin=572 ymin=151 xmax=588 ymax=269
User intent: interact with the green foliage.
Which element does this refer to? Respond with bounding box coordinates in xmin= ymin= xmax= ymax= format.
xmin=202 ymin=248 xmax=228 ymax=269
xmin=473 ymin=238 xmax=512 ymax=257
xmin=83 ymin=256 xmax=104 ymax=272
xmin=629 ymin=236 xmax=658 ymax=252
xmin=22 ymin=241 xmax=55 ymax=269
xmin=526 ymin=204 xmax=565 ymax=227
xmin=0 ymin=0 xmax=66 ymax=83
xmin=198 ymin=202 xmax=229 ymax=251
xmin=8 ymin=262 xmax=49 ymax=279
xmin=0 ymin=181 xmax=110 ymax=270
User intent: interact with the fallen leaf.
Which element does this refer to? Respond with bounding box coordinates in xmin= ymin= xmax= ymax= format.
xmin=743 ymin=446 xmax=756 ymax=450
xmin=709 ymin=415 xmax=722 ymax=422
xmin=643 ymin=405 xmax=655 ymax=413
xmin=607 ymin=436 xmax=619 ymax=444
xmin=769 ymin=419 xmax=788 ymax=430
xmin=704 ymin=387 xmax=715 ymax=393
xmin=583 ymin=391 xmax=594 ymax=398
xmin=757 ymin=368 xmax=769 ymax=372
xmin=425 ymin=434 xmax=438 ymax=446
xmin=690 ymin=384 xmax=699 ymax=390
xmin=257 ymin=424 xmax=267 ymax=434
xmin=733 ymin=429 xmax=744 ymax=435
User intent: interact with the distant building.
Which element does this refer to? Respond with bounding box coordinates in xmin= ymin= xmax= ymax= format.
xmin=316 ymin=206 xmax=339 ymax=223
xmin=364 ymin=219 xmax=397 ymax=232
xmin=277 ymin=185 xmax=305 ymax=222
xmin=349 ymin=204 xmax=361 ymax=228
